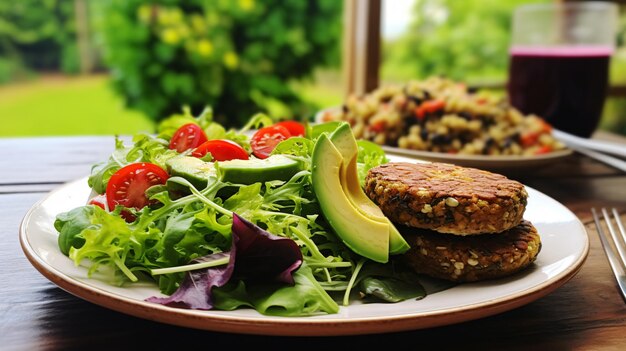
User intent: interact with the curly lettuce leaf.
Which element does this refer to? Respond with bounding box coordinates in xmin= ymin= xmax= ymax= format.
xmin=157 ymin=106 xmax=216 ymax=139
xmin=356 ymin=139 xmax=389 ymax=187
xmin=68 ymin=206 xmax=156 ymax=283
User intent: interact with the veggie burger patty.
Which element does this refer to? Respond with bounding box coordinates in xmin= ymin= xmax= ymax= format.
xmin=400 ymin=220 xmax=542 ymax=282
xmin=364 ymin=162 xmax=528 ymax=235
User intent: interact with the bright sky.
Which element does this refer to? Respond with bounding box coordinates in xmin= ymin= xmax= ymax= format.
xmin=382 ymin=0 xmax=416 ymax=39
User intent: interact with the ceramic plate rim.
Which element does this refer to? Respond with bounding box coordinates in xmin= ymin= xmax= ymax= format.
xmin=19 ymin=163 xmax=589 ymax=336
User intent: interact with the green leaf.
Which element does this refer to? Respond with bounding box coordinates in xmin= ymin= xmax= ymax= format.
xmin=310 ymin=121 xmax=342 ymax=139
xmin=356 ymin=139 xmax=388 ymax=187
xmin=359 ymin=275 xmax=426 ymax=303
xmin=161 ymin=211 xmax=197 ymax=264
xmin=356 ymin=262 xmax=428 ymax=303
xmin=55 ymin=206 xmax=93 ymax=255
xmin=213 ymin=264 xmax=339 ymax=316
xmin=270 ymin=137 xmax=314 ymax=158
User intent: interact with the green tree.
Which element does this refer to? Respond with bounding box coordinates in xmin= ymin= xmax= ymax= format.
xmin=100 ymin=0 xmax=342 ymax=127
xmin=0 ymin=0 xmax=80 ymax=82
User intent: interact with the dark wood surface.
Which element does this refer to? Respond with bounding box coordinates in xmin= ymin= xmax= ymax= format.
xmin=2 ymin=133 xmax=626 ymax=351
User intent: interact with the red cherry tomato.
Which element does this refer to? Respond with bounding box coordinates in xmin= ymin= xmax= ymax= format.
xmin=191 ymin=139 xmax=249 ymax=161
xmin=274 ymin=120 xmax=305 ymax=137
xmin=106 ymin=163 xmax=169 ymax=211
xmin=169 ymin=123 xmax=208 ymax=153
xmin=520 ymin=132 xmax=540 ymax=148
xmin=88 ymin=194 xmax=107 ymax=210
xmin=250 ymin=125 xmax=291 ymax=159
xmin=534 ymin=145 xmax=553 ymax=155
xmin=414 ymin=99 xmax=445 ymax=120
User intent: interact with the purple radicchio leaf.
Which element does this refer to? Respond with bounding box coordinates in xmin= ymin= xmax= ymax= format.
xmin=146 ymin=213 xmax=303 ymax=310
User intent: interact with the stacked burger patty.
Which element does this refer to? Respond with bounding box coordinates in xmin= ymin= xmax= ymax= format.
xmin=365 ymin=162 xmax=541 ymax=282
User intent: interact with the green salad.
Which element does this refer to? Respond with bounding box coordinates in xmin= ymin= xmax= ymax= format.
xmin=54 ymin=107 xmax=430 ymax=317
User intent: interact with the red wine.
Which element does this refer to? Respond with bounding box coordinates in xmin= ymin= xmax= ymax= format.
xmin=507 ymin=46 xmax=612 ymax=137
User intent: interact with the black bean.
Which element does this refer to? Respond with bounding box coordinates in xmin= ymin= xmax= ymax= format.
xmin=431 ymin=133 xmax=450 ymax=145
xmin=458 ymin=112 xmax=473 ymax=120
xmin=408 ymin=95 xmax=423 ymax=105
xmin=459 ymin=133 xmax=472 ymax=144
xmin=508 ymin=132 xmax=520 ymax=143
xmin=481 ymin=117 xmax=495 ymax=130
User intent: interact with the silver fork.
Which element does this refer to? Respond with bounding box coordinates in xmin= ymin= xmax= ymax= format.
xmin=592 ymin=207 xmax=626 ymax=302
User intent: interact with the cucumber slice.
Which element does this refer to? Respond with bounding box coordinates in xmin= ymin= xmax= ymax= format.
xmin=216 ymin=155 xmax=304 ymax=184
xmin=166 ymin=156 xmax=217 ymax=190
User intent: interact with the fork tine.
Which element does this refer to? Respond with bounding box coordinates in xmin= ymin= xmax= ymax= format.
xmin=602 ymin=208 xmax=626 ymax=265
xmin=592 ymin=207 xmax=626 ymax=302
xmin=613 ymin=208 xmax=626 ymax=242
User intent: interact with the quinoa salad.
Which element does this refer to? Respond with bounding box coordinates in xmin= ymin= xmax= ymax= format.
xmin=319 ymin=77 xmax=567 ymax=156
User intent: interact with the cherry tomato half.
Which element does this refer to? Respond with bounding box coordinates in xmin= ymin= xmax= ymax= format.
xmin=274 ymin=120 xmax=305 ymax=137
xmin=106 ymin=163 xmax=169 ymax=211
xmin=250 ymin=125 xmax=291 ymax=159
xmin=88 ymin=194 xmax=108 ymax=210
xmin=191 ymin=139 xmax=249 ymax=161
xmin=169 ymin=123 xmax=208 ymax=153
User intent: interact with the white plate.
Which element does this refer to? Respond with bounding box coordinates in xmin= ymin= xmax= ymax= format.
xmin=20 ymin=158 xmax=588 ymax=336
xmin=315 ymin=108 xmax=574 ymax=173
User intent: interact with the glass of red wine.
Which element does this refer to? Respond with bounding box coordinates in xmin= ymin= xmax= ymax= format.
xmin=507 ymin=2 xmax=618 ymax=138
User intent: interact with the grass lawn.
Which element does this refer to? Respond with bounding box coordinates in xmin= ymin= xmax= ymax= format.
xmin=0 ymin=73 xmax=345 ymax=138
xmin=0 ymin=75 xmax=155 ymax=137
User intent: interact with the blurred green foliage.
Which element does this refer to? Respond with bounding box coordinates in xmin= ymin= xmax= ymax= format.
xmin=0 ymin=0 xmax=79 ymax=83
xmin=383 ymin=0 xmax=550 ymax=83
xmin=100 ymin=0 xmax=342 ymax=127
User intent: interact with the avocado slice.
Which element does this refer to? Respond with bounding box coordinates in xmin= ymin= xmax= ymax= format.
xmin=216 ymin=154 xmax=304 ymax=185
xmin=329 ymin=123 xmax=410 ymax=255
xmin=312 ymin=134 xmax=390 ymax=263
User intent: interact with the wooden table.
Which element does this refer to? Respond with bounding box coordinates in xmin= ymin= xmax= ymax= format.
xmin=2 ymin=133 xmax=626 ymax=350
